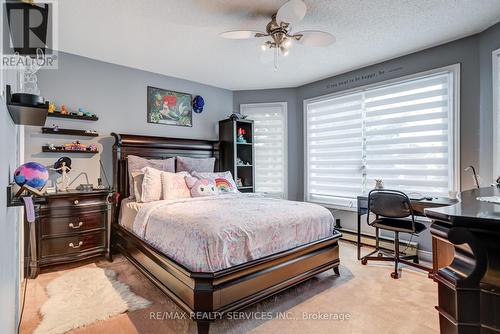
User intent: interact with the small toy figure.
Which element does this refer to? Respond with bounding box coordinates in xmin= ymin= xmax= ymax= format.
xmin=88 ymin=144 xmax=98 ymax=152
xmin=228 ymin=112 xmax=248 ymax=121
xmin=48 ymin=102 xmax=56 ymax=113
xmin=52 ymin=124 xmax=59 ymax=132
xmin=60 ymin=104 xmax=68 ymax=114
xmin=84 ymin=111 xmax=94 ymax=117
xmin=237 ymin=128 xmax=247 ymax=143
xmin=374 ymin=179 xmax=384 ymax=189
xmin=52 ymin=157 xmax=72 ymax=192
xmin=236 ymin=157 xmax=244 ymax=165
xmin=77 ymin=108 xmax=84 ymax=116
xmin=47 ymin=143 xmax=56 ymax=150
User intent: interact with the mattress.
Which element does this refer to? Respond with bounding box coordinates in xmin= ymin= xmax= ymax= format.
xmin=119 ymin=198 xmax=145 ymax=231
xmin=126 ymin=193 xmax=335 ymax=273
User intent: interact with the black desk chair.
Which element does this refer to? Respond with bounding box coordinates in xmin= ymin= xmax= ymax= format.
xmin=360 ymin=189 xmax=431 ymax=279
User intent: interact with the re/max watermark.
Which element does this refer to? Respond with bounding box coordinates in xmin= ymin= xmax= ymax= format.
xmin=150 ymin=311 xmax=352 ymax=321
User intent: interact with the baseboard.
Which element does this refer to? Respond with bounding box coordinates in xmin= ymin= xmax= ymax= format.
xmin=337 ymin=227 xmax=418 ymax=256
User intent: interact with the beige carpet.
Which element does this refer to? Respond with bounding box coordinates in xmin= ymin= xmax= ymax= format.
xmin=20 ymin=242 xmax=439 ymax=334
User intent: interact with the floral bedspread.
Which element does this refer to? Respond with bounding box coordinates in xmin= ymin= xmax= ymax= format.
xmin=132 ymin=193 xmax=334 ymax=272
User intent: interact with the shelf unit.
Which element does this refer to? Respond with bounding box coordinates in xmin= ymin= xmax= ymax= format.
xmin=47 ymin=111 xmax=98 ymax=121
xmin=219 ymin=118 xmax=255 ymax=193
xmin=6 ymin=85 xmax=49 ymax=126
xmin=42 ymin=146 xmax=99 ymax=154
xmin=42 ymin=127 xmax=99 ymax=137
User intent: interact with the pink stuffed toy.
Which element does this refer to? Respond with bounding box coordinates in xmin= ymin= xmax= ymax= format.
xmin=185 ymin=176 xmax=219 ymax=197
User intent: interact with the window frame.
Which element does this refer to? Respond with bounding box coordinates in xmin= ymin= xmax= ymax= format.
xmin=493 ymin=49 xmax=500 ymax=179
xmin=240 ymin=102 xmax=288 ymax=199
xmin=303 ymin=64 xmax=461 ymax=210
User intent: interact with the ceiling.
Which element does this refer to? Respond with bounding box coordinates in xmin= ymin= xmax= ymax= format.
xmin=56 ymin=0 xmax=500 ymax=90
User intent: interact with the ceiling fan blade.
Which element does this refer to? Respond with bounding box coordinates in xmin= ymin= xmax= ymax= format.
xmin=295 ymin=30 xmax=336 ymax=47
xmin=219 ymin=30 xmax=266 ymax=39
xmin=277 ymin=0 xmax=307 ymax=25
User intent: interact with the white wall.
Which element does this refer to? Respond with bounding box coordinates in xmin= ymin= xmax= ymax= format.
xmin=0 ymin=70 xmax=21 ymax=334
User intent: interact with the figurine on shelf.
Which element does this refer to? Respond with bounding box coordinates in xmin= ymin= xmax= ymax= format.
xmin=236 ymin=178 xmax=243 ymax=187
xmin=237 ymin=128 xmax=247 ymax=143
xmin=60 ymin=104 xmax=68 ymax=114
xmin=84 ymin=130 xmax=98 ymax=135
xmin=88 ymin=144 xmax=98 ymax=152
xmin=84 ymin=111 xmax=94 ymax=118
xmin=52 ymin=124 xmax=59 ymax=132
xmin=47 ymin=143 xmax=56 ymax=151
xmin=228 ymin=112 xmax=247 ymax=121
xmin=77 ymin=107 xmax=84 ymax=116
xmin=65 ymin=140 xmax=87 ymax=151
xmin=236 ymin=157 xmax=244 ymax=165
xmin=48 ymin=102 xmax=56 ymax=113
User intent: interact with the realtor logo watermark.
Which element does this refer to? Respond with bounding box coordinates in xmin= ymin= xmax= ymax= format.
xmin=1 ymin=0 xmax=58 ymax=69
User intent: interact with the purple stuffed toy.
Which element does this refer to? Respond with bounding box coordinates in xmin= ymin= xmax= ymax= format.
xmin=185 ymin=176 xmax=219 ymax=197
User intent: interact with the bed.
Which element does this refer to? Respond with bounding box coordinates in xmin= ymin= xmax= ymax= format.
xmin=111 ymin=133 xmax=341 ymax=334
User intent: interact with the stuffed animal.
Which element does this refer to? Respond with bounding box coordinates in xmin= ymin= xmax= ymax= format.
xmin=185 ymin=176 xmax=218 ymax=197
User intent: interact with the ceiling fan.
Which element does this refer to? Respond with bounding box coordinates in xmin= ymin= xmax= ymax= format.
xmin=220 ymin=0 xmax=336 ymax=69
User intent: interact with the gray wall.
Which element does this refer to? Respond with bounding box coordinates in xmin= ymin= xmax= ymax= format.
xmin=479 ymin=23 xmax=500 ymax=182
xmin=30 ymin=52 xmax=233 ymax=186
xmin=0 ymin=70 xmax=21 ymax=334
xmin=233 ymin=88 xmax=300 ymax=200
xmin=234 ymin=22 xmax=500 ymax=253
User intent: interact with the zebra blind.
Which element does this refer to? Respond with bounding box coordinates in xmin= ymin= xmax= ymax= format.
xmin=305 ymin=70 xmax=458 ymax=208
xmin=494 ymin=50 xmax=500 ymax=177
xmin=241 ymin=103 xmax=287 ymax=198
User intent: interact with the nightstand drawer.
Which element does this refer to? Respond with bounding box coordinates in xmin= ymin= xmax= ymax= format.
xmin=41 ymin=211 xmax=107 ymax=237
xmin=41 ymin=231 xmax=105 ymax=258
xmin=48 ymin=194 xmax=109 ymax=208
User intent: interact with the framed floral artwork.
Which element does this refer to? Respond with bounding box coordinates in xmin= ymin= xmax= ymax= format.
xmin=147 ymin=86 xmax=192 ymax=127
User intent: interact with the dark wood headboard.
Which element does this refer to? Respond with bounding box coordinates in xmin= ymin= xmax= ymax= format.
xmin=111 ymin=133 xmax=220 ymax=202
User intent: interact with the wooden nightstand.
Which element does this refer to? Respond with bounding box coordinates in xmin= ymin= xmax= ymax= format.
xmin=20 ymin=189 xmax=113 ymax=278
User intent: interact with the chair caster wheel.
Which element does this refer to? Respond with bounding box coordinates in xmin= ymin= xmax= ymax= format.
xmin=391 ymin=272 xmax=400 ymax=279
xmin=361 ymin=259 xmax=367 ymax=265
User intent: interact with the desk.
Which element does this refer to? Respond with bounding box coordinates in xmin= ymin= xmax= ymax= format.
xmin=356 ymin=195 xmax=456 ymax=260
xmin=426 ymin=186 xmax=500 ymax=334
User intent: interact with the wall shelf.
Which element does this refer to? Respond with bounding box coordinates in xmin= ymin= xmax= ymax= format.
xmin=42 ymin=127 xmax=99 ymax=137
xmin=42 ymin=146 xmax=98 ymax=154
xmin=47 ymin=111 xmax=98 ymax=121
xmin=6 ymin=85 xmax=49 ymax=126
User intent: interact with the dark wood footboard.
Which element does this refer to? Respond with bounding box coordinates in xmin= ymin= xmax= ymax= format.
xmin=113 ymin=223 xmax=341 ymax=332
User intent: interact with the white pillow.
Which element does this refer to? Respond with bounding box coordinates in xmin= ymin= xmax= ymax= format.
xmin=140 ymin=167 xmax=163 ymax=203
xmin=161 ymin=171 xmax=191 ymax=200
xmin=131 ymin=171 xmax=145 ymax=202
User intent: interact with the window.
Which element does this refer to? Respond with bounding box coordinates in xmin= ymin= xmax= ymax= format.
xmin=241 ymin=103 xmax=287 ymax=198
xmin=493 ymin=49 xmax=500 ymax=178
xmin=305 ymin=66 xmax=459 ymax=209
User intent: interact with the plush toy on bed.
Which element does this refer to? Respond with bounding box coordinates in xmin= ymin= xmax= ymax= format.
xmin=185 ymin=176 xmax=219 ymax=197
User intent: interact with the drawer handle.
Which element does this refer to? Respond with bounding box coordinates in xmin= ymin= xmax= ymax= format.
xmin=73 ymin=200 xmax=79 ymax=205
xmin=69 ymin=241 xmax=83 ymax=249
xmin=69 ymin=222 xmax=83 ymax=229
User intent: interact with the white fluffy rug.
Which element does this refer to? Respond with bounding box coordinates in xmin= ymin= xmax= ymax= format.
xmin=34 ymin=267 xmax=151 ymax=334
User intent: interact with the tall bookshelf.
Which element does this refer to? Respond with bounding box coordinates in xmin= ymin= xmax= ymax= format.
xmin=219 ymin=119 xmax=255 ymax=193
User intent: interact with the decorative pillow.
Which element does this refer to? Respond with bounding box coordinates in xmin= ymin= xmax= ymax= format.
xmin=161 ymin=171 xmax=191 ymax=200
xmin=193 ymin=171 xmax=239 ymax=193
xmin=140 ymin=167 xmax=164 ymax=203
xmin=131 ymin=171 xmax=145 ymax=202
xmin=127 ymin=155 xmax=175 ymax=198
xmin=185 ymin=176 xmax=219 ymax=198
xmin=176 ymin=156 xmax=215 ymax=174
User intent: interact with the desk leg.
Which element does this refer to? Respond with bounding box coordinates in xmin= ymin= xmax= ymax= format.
xmin=357 ymin=213 xmax=361 ymax=260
